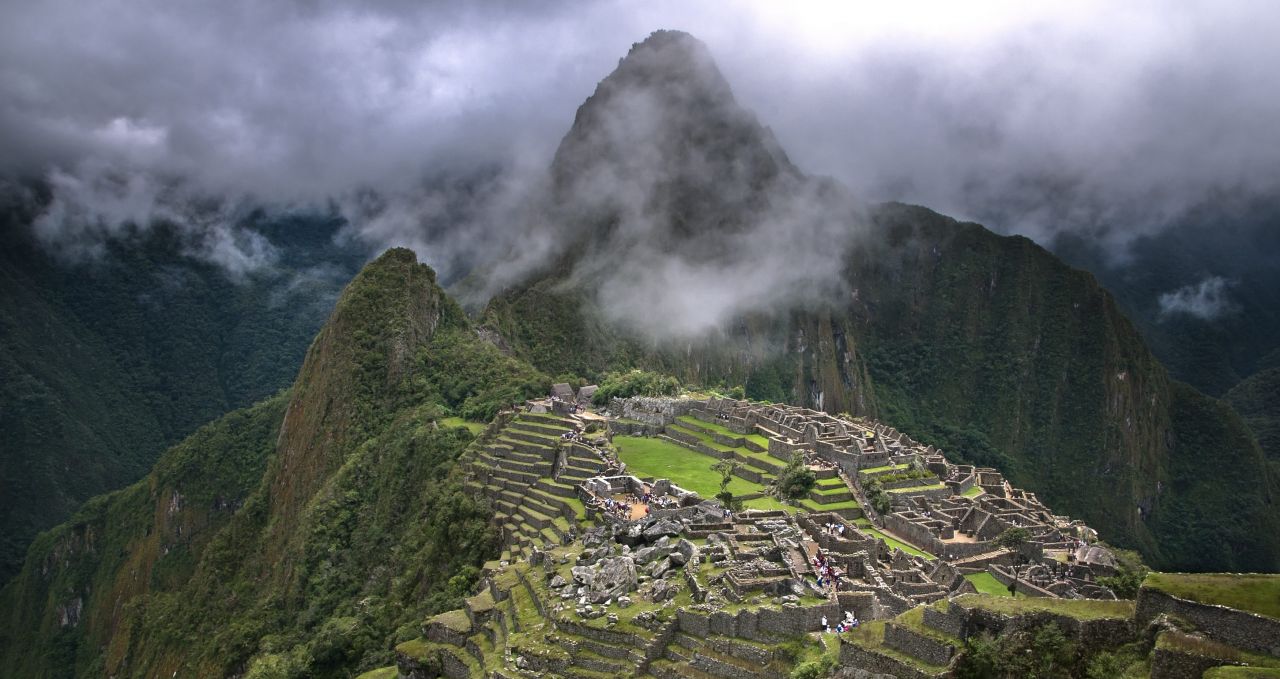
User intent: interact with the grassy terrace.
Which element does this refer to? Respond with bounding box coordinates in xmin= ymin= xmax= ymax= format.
xmin=1143 ymin=572 xmax=1280 ymax=620
xmin=355 ymin=668 xmax=397 ymax=679
xmin=860 ymin=463 xmax=908 ymax=474
xmin=1157 ymin=630 xmax=1280 ymax=668
xmin=887 ymin=483 xmax=948 ymax=494
xmin=615 ymin=436 xmax=763 ymax=499
xmin=953 ymin=593 xmax=1134 ymax=621
xmin=964 ymin=572 xmax=1021 ymax=597
xmin=961 ymin=486 xmax=984 ymax=498
xmin=860 ymin=525 xmax=935 ymax=560
xmin=440 ymin=416 xmax=486 ymax=434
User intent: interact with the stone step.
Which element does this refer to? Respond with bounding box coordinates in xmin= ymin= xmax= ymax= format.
xmin=505 ymin=429 xmax=561 ymax=447
xmin=536 ymin=478 xmax=580 ymax=498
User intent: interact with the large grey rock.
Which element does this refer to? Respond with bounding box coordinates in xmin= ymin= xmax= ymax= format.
xmin=651 ymin=479 xmax=672 ymax=495
xmin=671 ymin=539 xmax=697 ymax=566
xmin=571 ymin=566 xmax=596 ymax=588
xmin=647 ymin=557 xmax=673 ymax=578
xmin=593 ymin=556 xmax=638 ymax=597
xmin=549 ymin=575 xmax=568 ymax=589
xmin=643 ymin=518 xmax=683 ymax=541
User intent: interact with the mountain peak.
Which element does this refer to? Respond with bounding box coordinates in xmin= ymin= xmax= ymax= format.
xmin=549 ymin=30 xmax=798 ymax=240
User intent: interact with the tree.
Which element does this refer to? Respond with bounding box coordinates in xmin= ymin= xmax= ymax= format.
xmin=713 ymin=459 xmax=742 ymax=510
xmin=995 ymin=527 xmax=1032 ymax=596
xmin=775 ymin=453 xmax=817 ymax=500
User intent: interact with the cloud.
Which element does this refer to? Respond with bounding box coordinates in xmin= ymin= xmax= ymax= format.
xmin=1 ymin=0 xmax=1278 ymax=279
xmin=1158 ymin=276 xmax=1237 ymax=320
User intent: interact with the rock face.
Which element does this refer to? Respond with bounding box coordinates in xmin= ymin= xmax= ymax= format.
xmin=592 ymin=557 xmax=638 ymax=598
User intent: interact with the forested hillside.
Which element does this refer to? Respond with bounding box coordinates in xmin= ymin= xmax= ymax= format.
xmin=0 ymin=249 xmax=548 ymax=677
xmin=0 ymin=202 xmax=362 ymax=581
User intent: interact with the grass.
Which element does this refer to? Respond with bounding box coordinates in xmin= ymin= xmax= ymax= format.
xmin=677 ymin=415 xmax=740 ymax=438
xmin=440 ymin=416 xmax=486 ymax=434
xmin=355 ymin=668 xmax=398 ymax=679
xmin=860 ymin=525 xmax=935 ymax=560
xmin=1143 ymin=572 xmax=1280 ymax=620
xmin=843 ymin=620 xmax=949 ymax=674
xmin=964 ymin=572 xmax=1021 ymax=597
xmin=886 ymin=483 xmax=948 ymax=494
xmin=961 ymin=486 xmax=984 ymax=498
xmin=1204 ymin=668 xmax=1280 ymax=678
xmin=614 ymin=436 xmax=766 ymax=499
xmin=952 ymin=593 xmax=1134 ymax=621
xmin=1156 ymin=630 xmax=1280 ymax=667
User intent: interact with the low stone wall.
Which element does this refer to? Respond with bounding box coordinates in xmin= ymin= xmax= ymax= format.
xmin=1150 ymin=646 xmax=1238 ymax=679
xmin=1136 ymin=587 xmax=1280 ymax=658
xmin=838 ymin=641 xmax=935 ymax=679
xmin=922 ymin=605 xmax=966 ymax=639
xmin=884 ymin=622 xmax=955 ymax=667
xmin=953 ymin=602 xmax=1135 ymax=654
xmin=677 ymin=602 xmax=840 ymax=642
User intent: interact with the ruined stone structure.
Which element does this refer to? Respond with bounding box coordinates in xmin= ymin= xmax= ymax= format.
xmin=393 ymin=394 xmax=1277 ymax=679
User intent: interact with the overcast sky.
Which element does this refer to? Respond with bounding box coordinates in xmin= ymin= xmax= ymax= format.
xmin=3 ymin=0 xmax=1279 ymax=263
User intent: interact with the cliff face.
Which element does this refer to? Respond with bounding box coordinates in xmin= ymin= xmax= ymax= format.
xmin=0 ymin=249 xmax=547 ymax=678
xmin=481 ymin=32 xmax=1279 ymax=571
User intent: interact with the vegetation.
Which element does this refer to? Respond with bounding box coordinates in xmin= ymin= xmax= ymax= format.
xmin=954 ymin=623 xmax=1078 ymax=679
xmin=965 ymin=572 xmax=1019 ymax=598
xmin=0 ymin=213 xmax=362 ymax=580
xmin=591 ymin=369 xmax=680 ymax=405
xmin=774 ymin=453 xmax=817 ymax=500
xmin=0 ymin=249 xmax=538 ymax=678
xmin=863 ymin=477 xmax=892 ymax=514
xmin=1096 ymin=548 xmax=1149 ymax=599
xmin=614 ymin=436 xmax=763 ymax=500
xmin=1143 ymin=572 xmax=1280 ymax=619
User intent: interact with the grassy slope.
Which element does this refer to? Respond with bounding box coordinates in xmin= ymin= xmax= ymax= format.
xmin=0 ymin=249 xmax=549 ymax=678
xmin=1144 ymin=572 xmax=1280 ymax=620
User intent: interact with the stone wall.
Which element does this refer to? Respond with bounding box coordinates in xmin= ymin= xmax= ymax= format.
xmin=1136 ymin=588 xmax=1280 ymax=658
xmin=838 ymin=641 xmax=934 ymax=679
xmin=884 ymin=623 xmax=955 ymax=667
xmin=613 ymin=397 xmax=698 ymax=427
xmin=1150 ymin=646 xmax=1238 ymax=679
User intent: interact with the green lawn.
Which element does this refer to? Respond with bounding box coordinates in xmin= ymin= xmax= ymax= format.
xmin=961 ymin=486 xmax=984 ymax=498
xmin=953 ymin=593 xmax=1133 ymax=621
xmin=614 ymin=436 xmax=765 ymax=499
xmin=859 ymin=463 xmax=908 ymax=474
xmin=860 ymin=525 xmax=935 ymax=560
xmin=677 ymin=415 xmax=739 ymax=438
xmin=964 ymin=572 xmax=1020 ymax=597
xmin=440 ymin=416 xmax=486 ymax=434
xmin=886 ymin=483 xmax=947 ymax=494
xmin=1144 ymin=572 xmax=1280 ymax=620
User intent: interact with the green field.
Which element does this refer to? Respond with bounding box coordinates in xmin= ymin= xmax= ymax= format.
xmin=440 ymin=416 xmax=486 ymax=434
xmin=614 ymin=436 xmax=766 ymax=500
xmin=964 ymin=571 xmax=1020 ymax=597
xmin=1144 ymin=572 xmax=1280 ymax=620
xmin=961 ymin=486 xmax=984 ymax=498
xmin=953 ymin=593 xmax=1133 ymax=621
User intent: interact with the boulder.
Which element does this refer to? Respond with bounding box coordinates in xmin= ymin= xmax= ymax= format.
xmin=571 ymin=566 xmax=596 ymax=588
xmin=643 ymin=518 xmax=683 ymax=541
xmin=549 ymin=575 xmax=568 ymax=589
xmin=647 ymin=557 xmax=672 ymax=578
xmin=671 ymin=539 xmax=696 ymax=566
xmin=592 ymin=556 xmax=638 ymax=597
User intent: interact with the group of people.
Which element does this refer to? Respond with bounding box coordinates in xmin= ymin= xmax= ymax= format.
xmin=820 ymin=521 xmax=848 ymax=538
xmin=811 ymin=550 xmax=842 ymax=590
xmin=820 ymin=611 xmax=860 ymax=634
xmin=587 ymin=495 xmax=635 ymax=520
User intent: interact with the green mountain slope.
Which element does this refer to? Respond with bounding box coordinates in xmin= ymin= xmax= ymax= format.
xmin=481 ymin=32 xmax=1279 ymax=571
xmin=0 ymin=206 xmax=361 ymax=581
xmin=1226 ymin=366 xmax=1280 ymax=465
xmin=0 ymin=249 xmax=548 ymax=678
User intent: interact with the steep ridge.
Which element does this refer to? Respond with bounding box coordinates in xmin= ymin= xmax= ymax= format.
xmin=481 ymin=31 xmax=1279 ymax=571
xmin=0 ymin=249 xmax=549 ymax=677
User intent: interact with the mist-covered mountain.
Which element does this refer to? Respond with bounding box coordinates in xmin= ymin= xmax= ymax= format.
xmin=0 ymin=194 xmax=365 ymax=581
xmin=481 ymin=31 xmax=1279 ymax=571
xmin=1 ymin=27 xmax=1278 ymax=679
